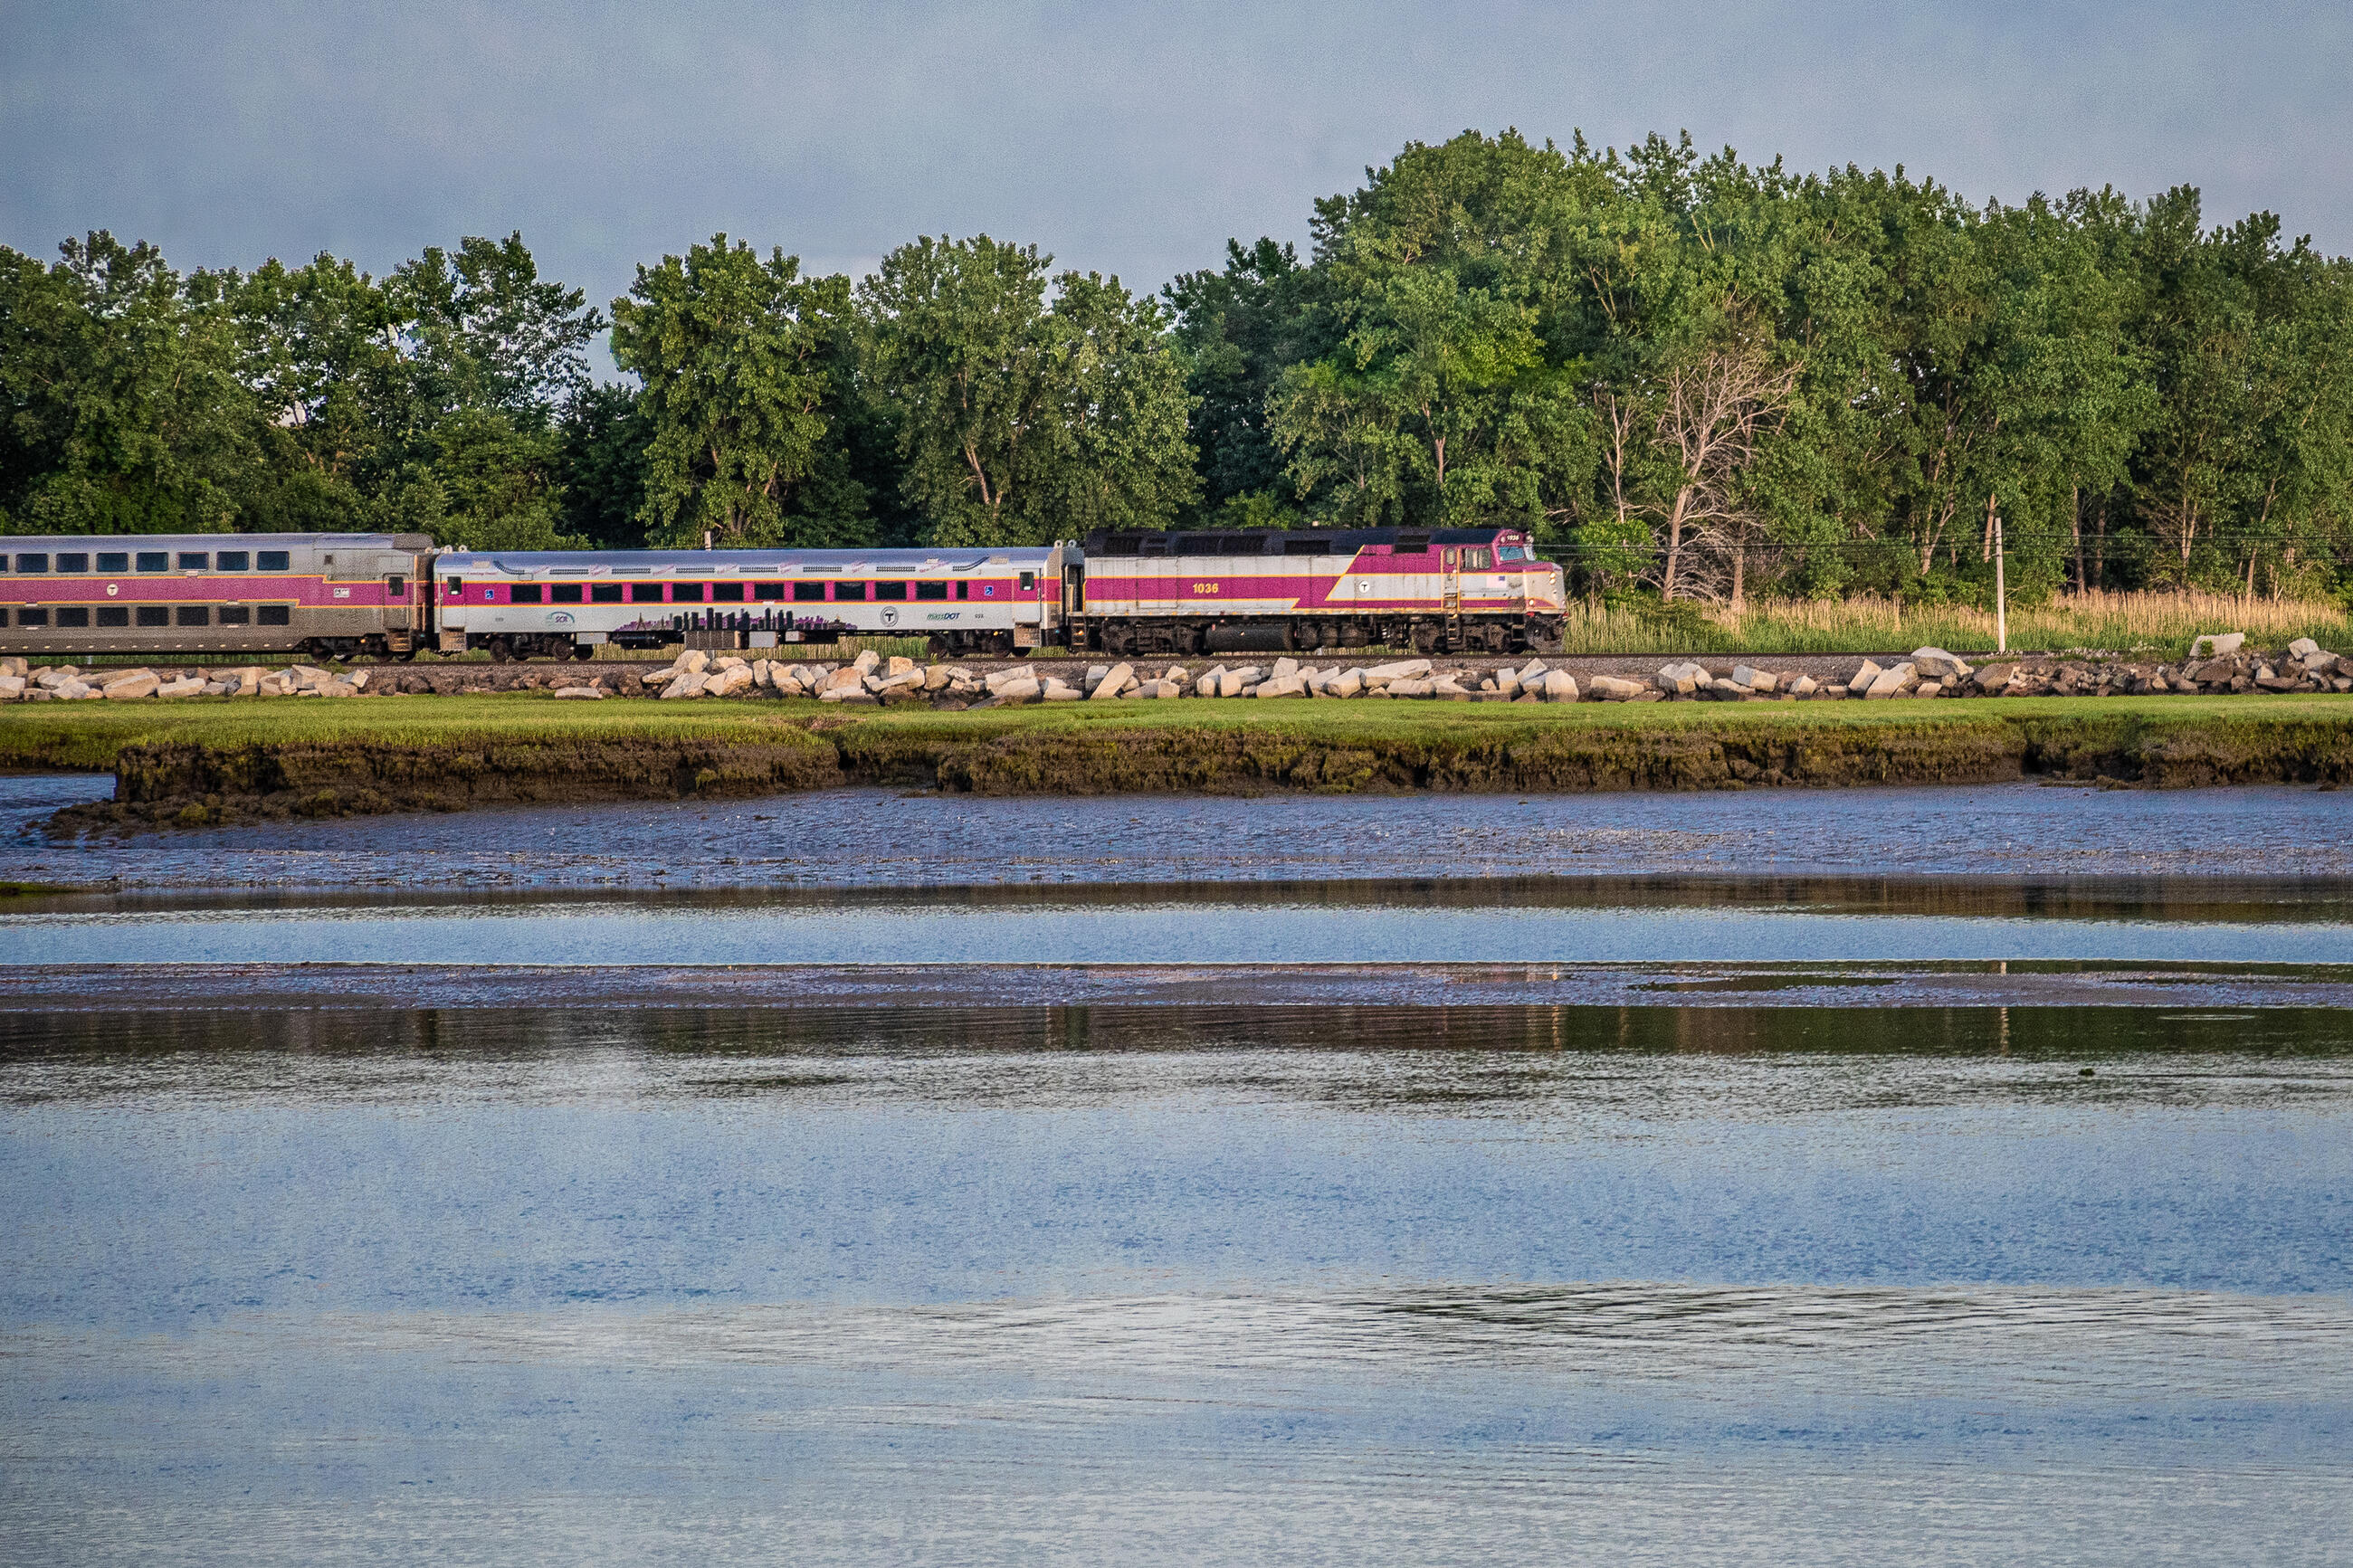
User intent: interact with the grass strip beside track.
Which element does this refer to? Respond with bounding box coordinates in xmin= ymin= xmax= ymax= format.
xmin=4 ymin=693 xmax=2349 ymax=827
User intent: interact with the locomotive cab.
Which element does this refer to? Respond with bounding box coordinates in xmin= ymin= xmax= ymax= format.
xmin=1073 ymin=524 xmax=1564 ymax=656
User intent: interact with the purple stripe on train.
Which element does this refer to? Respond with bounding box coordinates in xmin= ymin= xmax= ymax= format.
xmin=4 ymin=576 xmax=402 ymax=607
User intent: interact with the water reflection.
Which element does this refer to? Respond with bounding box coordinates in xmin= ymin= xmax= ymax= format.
xmin=7 ymin=1003 xmax=2353 ymax=1114
xmin=6 ymin=1000 xmax=2352 ymax=1563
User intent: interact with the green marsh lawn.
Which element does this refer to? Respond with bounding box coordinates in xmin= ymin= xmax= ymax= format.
xmin=4 ymin=689 xmax=2349 ymax=776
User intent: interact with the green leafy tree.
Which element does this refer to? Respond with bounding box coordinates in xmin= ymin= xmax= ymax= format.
xmin=0 ymin=233 xmax=259 ymax=533
xmin=389 ymin=233 xmax=602 ymax=420
xmin=2126 ymin=194 xmax=2353 ymax=592
xmin=224 ymin=233 xmax=600 ymax=546
xmin=1273 ymin=130 xmax=1601 ymax=537
xmin=552 ymin=384 xmax=653 ymax=548
xmin=610 ymin=235 xmax=854 ymax=547
xmin=859 ymin=235 xmax=1195 ymax=546
xmin=1165 ymin=238 xmax=1317 ymax=516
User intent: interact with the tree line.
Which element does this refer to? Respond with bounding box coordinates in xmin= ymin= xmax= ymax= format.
xmin=5 ymin=128 xmax=2350 ymax=605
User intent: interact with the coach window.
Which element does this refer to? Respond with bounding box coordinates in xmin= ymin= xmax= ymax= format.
xmin=219 ymin=606 xmax=251 ymax=625
xmin=873 ymin=581 xmax=908 ymax=601
xmin=137 ymin=552 xmax=168 ymax=572
xmin=712 ymin=582 xmax=746 ymax=603
xmin=630 ymin=582 xmax=665 ymax=603
xmin=18 ymin=609 xmax=46 ymax=627
xmin=257 ymin=550 xmax=291 ymax=572
xmin=177 ymin=606 xmax=209 ymax=626
xmin=57 ymin=553 xmax=88 ymax=573
xmin=793 ymin=581 xmax=826 ymax=603
xmin=916 ymin=581 xmax=948 ymax=601
xmin=549 ymin=584 xmax=583 ymax=604
xmin=591 ymin=584 xmax=624 ymax=603
xmin=754 ymin=582 xmax=786 ymax=603
xmin=511 ymin=584 xmax=545 ymax=603
xmin=217 ymin=551 xmax=250 ymax=572
xmin=834 ymin=581 xmax=868 ymax=602
xmin=1019 ymin=572 xmax=1035 ymax=592
xmin=136 ymin=606 xmax=169 ymax=627
xmin=95 ymin=607 xmax=126 ymax=627
xmin=672 ymin=582 xmax=706 ymax=603
xmin=56 ymin=608 xmax=88 ymax=628
xmin=13 ymin=554 xmax=46 ymax=573
xmin=956 ymin=581 xmax=969 ymax=600
xmin=179 ymin=552 xmax=209 ymax=571
xmin=98 ymin=553 xmax=129 ymax=573
xmin=386 ymin=575 xmax=405 ymax=597
xmin=258 ymin=605 xmax=291 ymax=625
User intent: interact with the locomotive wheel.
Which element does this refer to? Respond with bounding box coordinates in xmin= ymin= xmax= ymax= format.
xmin=487 ymin=636 xmax=515 ymax=663
xmin=572 ymin=643 xmax=596 ymax=661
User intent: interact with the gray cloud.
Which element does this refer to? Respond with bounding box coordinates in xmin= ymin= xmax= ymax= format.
xmin=6 ymin=0 xmax=2347 ymax=331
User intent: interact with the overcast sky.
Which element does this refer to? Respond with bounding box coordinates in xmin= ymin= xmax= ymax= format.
xmin=6 ymin=0 xmax=2348 ymax=329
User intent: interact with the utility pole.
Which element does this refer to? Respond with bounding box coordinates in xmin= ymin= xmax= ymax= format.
xmin=1993 ymin=509 xmax=2007 ymax=656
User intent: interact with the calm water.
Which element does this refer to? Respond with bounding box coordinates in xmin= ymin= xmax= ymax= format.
xmin=8 ymin=774 xmax=2353 ymax=890
xmin=5 ymin=773 xmax=2352 ymax=1562
xmin=5 ymin=870 xmax=2353 ymax=969
xmin=4 ymin=1004 xmax=2351 ymax=1564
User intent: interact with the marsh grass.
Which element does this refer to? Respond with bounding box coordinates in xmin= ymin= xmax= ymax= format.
xmin=6 ymin=687 xmax=2348 ymax=774
xmin=1557 ymin=591 xmax=2353 ymax=658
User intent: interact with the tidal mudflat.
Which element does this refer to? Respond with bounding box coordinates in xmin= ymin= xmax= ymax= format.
xmin=3 ymin=779 xmax=2349 ymax=1563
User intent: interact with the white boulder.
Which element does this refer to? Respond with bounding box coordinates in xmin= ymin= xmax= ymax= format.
xmin=1863 ymin=662 xmax=1918 ymax=699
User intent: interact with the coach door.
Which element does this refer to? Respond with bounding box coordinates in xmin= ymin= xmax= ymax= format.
xmin=378 ymin=560 xmax=413 ymax=631
xmin=1441 ymin=547 xmax=1463 ymax=642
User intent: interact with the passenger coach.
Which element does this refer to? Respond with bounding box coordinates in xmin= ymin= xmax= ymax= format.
xmin=436 ymin=545 xmax=1078 ymax=660
xmin=1074 ymin=526 xmax=1565 ymax=654
xmin=0 ymin=533 xmax=433 ymax=660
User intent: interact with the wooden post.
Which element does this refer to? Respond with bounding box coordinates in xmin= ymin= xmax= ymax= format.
xmin=1993 ymin=510 xmax=2007 ymax=655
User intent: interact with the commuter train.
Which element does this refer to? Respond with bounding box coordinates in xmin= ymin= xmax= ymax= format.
xmin=0 ymin=525 xmax=1562 ymax=661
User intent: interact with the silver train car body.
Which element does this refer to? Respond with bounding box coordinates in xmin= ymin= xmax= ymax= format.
xmin=436 ymin=545 xmax=1079 ymax=660
xmin=0 ymin=533 xmax=433 ymax=660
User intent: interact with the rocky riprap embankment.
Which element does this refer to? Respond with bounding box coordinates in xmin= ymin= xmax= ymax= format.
xmin=573 ymin=637 xmax=2353 ymax=707
xmin=3 ymin=632 xmax=2344 ymax=709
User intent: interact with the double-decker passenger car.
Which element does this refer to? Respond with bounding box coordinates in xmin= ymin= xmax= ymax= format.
xmin=436 ymin=545 xmax=1077 ymax=660
xmin=0 ymin=533 xmax=434 ymax=660
xmin=1073 ymin=526 xmax=1565 ymax=654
